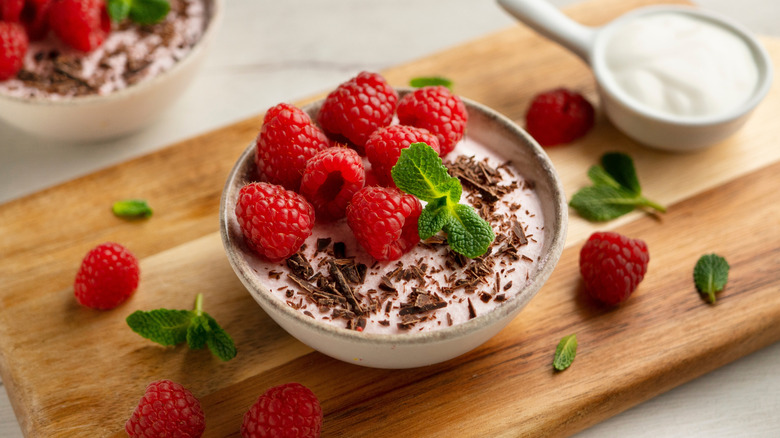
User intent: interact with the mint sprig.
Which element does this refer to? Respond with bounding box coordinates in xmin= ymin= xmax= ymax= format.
xmin=409 ymin=76 xmax=453 ymax=90
xmin=108 ymin=0 xmax=170 ymax=25
xmin=127 ymin=294 xmax=237 ymax=361
xmin=693 ymin=254 xmax=730 ymax=304
xmin=392 ymin=142 xmax=494 ymax=258
xmin=112 ymin=199 xmax=153 ymax=219
xmin=569 ymin=152 xmax=665 ymax=221
xmin=553 ymin=333 xmax=577 ymax=371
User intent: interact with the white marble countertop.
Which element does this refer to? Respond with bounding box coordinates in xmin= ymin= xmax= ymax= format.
xmin=1 ymin=0 xmax=778 ymax=436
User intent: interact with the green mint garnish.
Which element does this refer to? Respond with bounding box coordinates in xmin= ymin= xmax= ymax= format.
xmin=569 ymin=152 xmax=665 ymax=221
xmin=392 ymin=142 xmax=494 ymax=258
xmin=553 ymin=333 xmax=577 ymax=371
xmin=108 ymin=0 xmax=170 ymax=25
xmin=127 ymin=294 xmax=237 ymax=361
xmin=693 ymin=254 xmax=730 ymax=304
xmin=112 ymin=199 xmax=153 ymax=219
xmin=409 ymin=76 xmax=453 ymax=90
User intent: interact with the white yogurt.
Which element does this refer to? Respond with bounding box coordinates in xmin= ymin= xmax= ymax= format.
xmin=247 ymin=136 xmax=546 ymax=334
xmin=602 ymin=12 xmax=759 ymax=118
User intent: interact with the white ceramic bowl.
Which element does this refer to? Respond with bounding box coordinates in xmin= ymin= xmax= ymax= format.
xmin=498 ymin=0 xmax=773 ymax=152
xmin=219 ymin=90 xmax=568 ymax=369
xmin=0 ymin=0 xmax=223 ymax=142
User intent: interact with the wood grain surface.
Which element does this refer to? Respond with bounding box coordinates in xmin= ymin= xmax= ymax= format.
xmin=1 ymin=0 xmax=779 ymax=436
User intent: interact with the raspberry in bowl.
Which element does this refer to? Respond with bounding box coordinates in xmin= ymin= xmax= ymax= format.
xmin=0 ymin=0 xmax=222 ymax=142
xmin=220 ymin=80 xmax=567 ymax=369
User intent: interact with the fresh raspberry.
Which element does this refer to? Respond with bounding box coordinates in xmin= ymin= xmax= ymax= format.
xmin=125 ymin=379 xmax=205 ymax=438
xmin=241 ymin=382 xmax=322 ymax=438
xmin=300 ymin=146 xmax=365 ymax=223
xmin=235 ymin=182 xmax=315 ymax=262
xmin=0 ymin=22 xmax=27 ymax=81
xmin=1 ymin=0 xmax=24 ymax=21
xmin=525 ymin=88 xmax=595 ymax=146
xmin=396 ymin=86 xmax=468 ymax=157
xmin=317 ymin=71 xmax=398 ymax=151
xmin=256 ymin=103 xmax=330 ymax=191
xmin=21 ymin=0 xmax=53 ymax=40
xmin=74 ymin=242 xmax=139 ymax=310
xmin=346 ymin=186 xmax=422 ymax=261
xmin=579 ymin=231 xmax=649 ymax=306
xmin=48 ymin=0 xmax=110 ymax=52
xmin=365 ymin=125 xmax=440 ymax=187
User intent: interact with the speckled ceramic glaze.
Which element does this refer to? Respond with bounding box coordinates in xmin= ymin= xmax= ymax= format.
xmin=220 ymin=90 xmax=567 ymax=369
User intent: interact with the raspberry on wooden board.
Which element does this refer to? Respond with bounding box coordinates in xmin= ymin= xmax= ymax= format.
xmin=73 ymin=242 xmax=139 ymax=310
xmin=125 ymin=379 xmax=206 ymax=438
xmin=525 ymin=88 xmax=595 ymax=146
xmin=579 ymin=231 xmax=649 ymax=305
xmin=241 ymin=382 xmax=323 ymax=438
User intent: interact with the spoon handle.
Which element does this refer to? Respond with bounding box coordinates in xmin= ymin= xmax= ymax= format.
xmin=497 ymin=0 xmax=596 ymax=62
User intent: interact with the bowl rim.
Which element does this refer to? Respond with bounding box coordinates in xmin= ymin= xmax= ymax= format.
xmin=591 ymin=5 xmax=774 ymax=126
xmin=0 ymin=0 xmax=224 ymax=106
xmin=219 ymin=90 xmax=568 ymax=346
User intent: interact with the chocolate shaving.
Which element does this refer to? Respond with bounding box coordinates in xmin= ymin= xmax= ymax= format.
xmin=511 ymin=220 xmax=528 ymax=246
xmin=378 ymin=275 xmax=396 ymax=292
xmin=446 ymin=313 xmax=453 ymax=326
xmin=329 ymin=261 xmax=365 ymax=315
xmin=467 ymin=298 xmax=477 ymax=319
xmin=333 ymin=242 xmax=347 ymax=259
xmin=316 ymin=237 xmax=332 ymax=253
xmin=286 ymin=253 xmax=314 ymax=280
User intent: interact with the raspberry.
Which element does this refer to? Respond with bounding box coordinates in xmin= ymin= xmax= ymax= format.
xmin=1 ymin=0 xmax=24 ymax=21
xmin=317 ymin=71 xmax=398 ymax=151
xmin=21 ymin=0 xmax=53 ymax=40
xmin=48 ymin=0 xmax=110 ymax=52
xmin=396 ymin=86 xmax=468 ymax=157
xmin=346 ymin=186 xmax=422 ymax=261
xmin=74 ymin=242 xmax=139 ymax=310
xmin=241 ymin=382 xmax=322 ymax=438
xmin=365 ymin=125 xmax=440 ymax=187
xmin=0 ymin=22 xmax=27 ymax=81
xmin=525 ymin=88 xmax=595 ymax=146
xmin=125 ymin=379 xmax=205 ymax=438
xmin=256 ymin=103 xmax=330 ymax=191
xmin=235 ymin=182 xmax=315 ymax=262
xmin=300 ymin=146 xmax=365 ymax=223
xmin=579 ymin=231 xmax=649 ymax=306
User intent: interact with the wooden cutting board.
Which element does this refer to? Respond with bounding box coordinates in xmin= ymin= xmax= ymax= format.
xmin=1 ymin=0 xmax=779 ymax=436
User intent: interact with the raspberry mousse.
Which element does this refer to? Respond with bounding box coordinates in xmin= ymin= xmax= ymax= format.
xmin=245 ymin=136 xmax=546 ymax=334
xmin=0 ymin=0 xmax=207 ymax=99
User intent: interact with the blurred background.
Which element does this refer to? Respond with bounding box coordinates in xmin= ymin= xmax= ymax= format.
xmin=1 ymin=0 xmax=778 ymax=436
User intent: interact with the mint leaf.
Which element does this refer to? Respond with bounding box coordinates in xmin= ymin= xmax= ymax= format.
xmin=392 ymin=142 xmax=461 ymax=203
xmin=112 ymin=199 xmax=153 ymax=219
xmin=570 ymin=152 xmax=665 ymax=221
xmin=107 ymin=0 xmax=131 ymax=21
xmin=602 ymin=152 xmax=641 ymax=195
xmin=127 ymin=294 xmax=236 ymax=360
xmin=126 ymin=309 xmax=192 ymax=346
xmin=418 ymin=197 xmax=450 ymax=240
xmin=129 ymin=0 xmax=170 ymax=25
xmin=409 ymin=76 xmax=453 ymax=90
xmin=186 ymin=315 xmax=209 ymax=350
xmin=443 ymin=204 xmax=495 ymax=259
xmin=693 ymin=254 xmax=730 ymax=304
xmin=553 ymin=333 xmax=577 ymax=371
xmin=569 ymin=185 xmax=638 ymax=222
xmin=587 ymin=165 xmax=621 ymax=189
xmin=204 ymin=314 xmax=237 ymax=361
xmin=392 ymin=142 xmax=495 ymax=258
